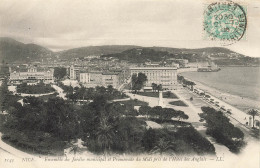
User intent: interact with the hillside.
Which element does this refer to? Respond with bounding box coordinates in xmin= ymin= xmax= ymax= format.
xmin=102 ymin=47 xmax=260 ymax=66
xmin=58 ymin=45 xmax=140 ymax=59
xmin=0 ymin=37 xmax=53 ymax=63
xmin=1 ymin=37 xmax=259 ymax=66
xmin=150 ymin=47 xmax=243 ymax=56
xmin=102 ymin=48 xmax=209 ymax=63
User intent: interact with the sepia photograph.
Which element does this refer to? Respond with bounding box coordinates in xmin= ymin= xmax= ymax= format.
xmin=0 ymin=0 xmax=259 ymax=168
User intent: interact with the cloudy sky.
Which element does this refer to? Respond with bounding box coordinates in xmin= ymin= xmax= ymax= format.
xmin=0 ymin=0 xmax=260 ymax=57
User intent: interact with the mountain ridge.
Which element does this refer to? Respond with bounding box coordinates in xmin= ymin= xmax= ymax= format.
xmin=1 ymin=37 xmax=258 ymax=66
xmin=0 ymin=37 xmax=53 ymax=63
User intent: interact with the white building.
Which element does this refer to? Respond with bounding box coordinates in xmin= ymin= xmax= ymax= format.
xmin=79 ymin=72 xmax=90 ymax=84
xmin=69 ymin=65 xmax=85 ymax=80
xmin=130 ymin=67 xmax=177 ymax=90
xmin=79 ymin=71 xmax=122 ymax=89
xmin=101 ymin=72 xmax=121 ymax=88
xmin=9 ymin=65 xmax=54 ymax=85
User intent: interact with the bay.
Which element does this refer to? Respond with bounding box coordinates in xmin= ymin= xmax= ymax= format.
xmin=181 ymin=67 xmax=260 ymax=101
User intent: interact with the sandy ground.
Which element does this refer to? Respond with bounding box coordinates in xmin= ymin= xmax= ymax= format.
xmin=191 ymin=81 xmax=260 ymax=112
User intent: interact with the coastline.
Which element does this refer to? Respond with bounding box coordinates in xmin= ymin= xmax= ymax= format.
xmin=180 ymin=75 xmax=260 ymax=112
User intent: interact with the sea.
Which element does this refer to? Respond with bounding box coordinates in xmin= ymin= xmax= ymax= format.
xmin=180 ymin=66 xmax=260 ymax=101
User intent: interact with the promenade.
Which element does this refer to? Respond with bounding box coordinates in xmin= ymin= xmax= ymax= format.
xmin=125 ymin=91 xmax=234 ymax=156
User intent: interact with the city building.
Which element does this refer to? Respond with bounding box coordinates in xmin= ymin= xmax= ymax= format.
xmin=79 ymin=71 xmax=102 ymax=88
xmin=69 ymin=65 xmax=85 ymax=80
xmin=130 ymin=67 xmax=177 ymax=90
xmin=101 ymin=72 xmax=121 ymax=88
xmin=9 ymin=65 xmax=54 ymax=85
xmin=79 ymin=70 xmax=123 ymax=89
xmin=79 ymin=71 xmax=90 ymax=84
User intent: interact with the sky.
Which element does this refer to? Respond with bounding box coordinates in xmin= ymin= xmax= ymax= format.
xmin=0 ymin=0 xmax=260 ymax=57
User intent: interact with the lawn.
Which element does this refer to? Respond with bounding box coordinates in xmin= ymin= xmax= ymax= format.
xmin=17 ymin=83 xmax=55 ymax=94
xmin=117 ymin=99 xmax=148 ymax=107
xmin=137 ymin=91 xmax=178 ymax=99
xmin=169 ymin=100 xmax=188 ymax=107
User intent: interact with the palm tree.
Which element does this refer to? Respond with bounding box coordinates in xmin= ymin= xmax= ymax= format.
xmin=150 ymin=138 xmax=175 ymax=155
xmin=248 ymin=109 xmax=259 ymax=128
xmin=151 ymin=83 xmax=157 ymax=92
xmin=96 ymin=119 xmax=115 ymax=155
xmin=189 ymin=81 xmax=196 ymax=91
xmin=107 ymin=85 xmax=114 ymax=95
xmin=157 ymin=84 xmax=162 ymax=92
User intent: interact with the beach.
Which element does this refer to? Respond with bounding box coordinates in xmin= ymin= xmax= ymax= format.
xmin=192 ymin=80 xmax=260 ymax=112
xmin=180 ymin=66 xmax=260 ymax=112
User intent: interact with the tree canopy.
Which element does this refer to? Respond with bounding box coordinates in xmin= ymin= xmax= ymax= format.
xmin=200 ymin=106 xmax=245 ymax=153
xmin=54 ymin=67 xmax=67 ymax=80
xmin=131 ymin=73 xmax=147 ymax=93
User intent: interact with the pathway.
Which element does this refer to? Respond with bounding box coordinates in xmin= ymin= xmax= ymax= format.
xmin=125 ymin=90 xmax=234 ymax=156
xmin=51 ymin=85 xmax=67 ymax=100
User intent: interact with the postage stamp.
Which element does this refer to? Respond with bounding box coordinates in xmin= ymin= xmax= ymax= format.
xmin=203 ymin=1 xmax=247 ymax=45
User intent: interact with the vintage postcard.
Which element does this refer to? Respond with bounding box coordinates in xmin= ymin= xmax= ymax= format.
xmin=0 ymin=0 xmax=259 ymax=168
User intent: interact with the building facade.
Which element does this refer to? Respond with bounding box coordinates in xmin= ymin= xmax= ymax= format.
xmin=69 ymin=65 xmax=84 ymax=80
xmin=9 ymin=65 xmax=54 ymax=85
xmin=79 ymin=71 xmax=123 ymax=89
xmin=130 ymin=67 xmax=177 ymax=90
xmin=101 ymin=72 xmax=120 ymax=88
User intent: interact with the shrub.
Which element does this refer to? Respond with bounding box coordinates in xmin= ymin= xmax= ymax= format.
xmin=169 ymin=100 xmax=188 ymax=107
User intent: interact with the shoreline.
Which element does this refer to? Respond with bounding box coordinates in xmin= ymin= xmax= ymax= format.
xmin=180 ymin=76 xmax=260 ymax=112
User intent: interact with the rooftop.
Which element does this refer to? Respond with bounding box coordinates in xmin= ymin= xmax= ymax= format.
xmin=130 ymin=67 xmax=177 ymax=70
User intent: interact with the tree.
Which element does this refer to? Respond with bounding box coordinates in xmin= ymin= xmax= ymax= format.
xmin=139 ymin=106 xmax=152 ymax=119
xmin=0 ymin=78 xmax=11 ymax=112
xmin=156 ymin=84 xmax=162 ymax=92
xmin=189 ymin=81 xmax=196 ymax=91
xmin=97 ymin=118 xmax=115 ymax=155
xmin=151 ymin=138 xmax=175 ymax=155
xmin=177 ymin=75 xmax=184 ymax=83
xmin=116 ymin=117 xmax=145 ymax=153
xmin=107 ymin=85 xmax=114 ymax=95
xmin=165 ymin=91 xmax=171 ymax=98
xmin=54 ymin=67 xmax=67 ymax=80
xmin=142 ymin=128 xmax=157 ymax=151
xmin=248 ymin=109 xmax=259 ymax=128
xmin=131 ymin=73 xmax=147 ymax=93
xmin=151 ymin=83 xmax=157 ymax=92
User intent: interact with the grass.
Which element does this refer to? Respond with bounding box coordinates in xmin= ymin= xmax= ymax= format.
xmin=136 ymin=91 xmax=178 ymax=99
xmin=17 ymin=84 xmax=55 ymax=94
xmin=169 ymin=100 xmax=188 ymax=107
xmin=117 ymin=99 xmax=148 ymax=107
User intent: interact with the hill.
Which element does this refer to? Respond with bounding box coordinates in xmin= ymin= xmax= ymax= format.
xmin=102 ymin=47 xmax=259 ymax=66
xmin=150 ymin=47 xmax=241 ymax=55
xmin=0 ymin=37 xmax=53 ymax=63
xmin=58 ymin=45 xmax=140 ymax=59
xmin=1 ymin=37 xmax=258 ymax=66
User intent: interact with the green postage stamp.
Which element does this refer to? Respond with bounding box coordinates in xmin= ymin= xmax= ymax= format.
xmin=203 ymin=1 xmax=247 ymax=44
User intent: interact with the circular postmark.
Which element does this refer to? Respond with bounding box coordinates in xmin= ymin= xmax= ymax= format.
xmin=204 ymin=1 xmax=247 ymax=45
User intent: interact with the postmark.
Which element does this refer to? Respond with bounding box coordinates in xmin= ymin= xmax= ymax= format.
xmin=203 ymin=1 xmax=247 ymax=45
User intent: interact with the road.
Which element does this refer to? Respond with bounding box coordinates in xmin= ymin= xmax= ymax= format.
xmin=52 ymin=84 xmax=67 ymax=100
